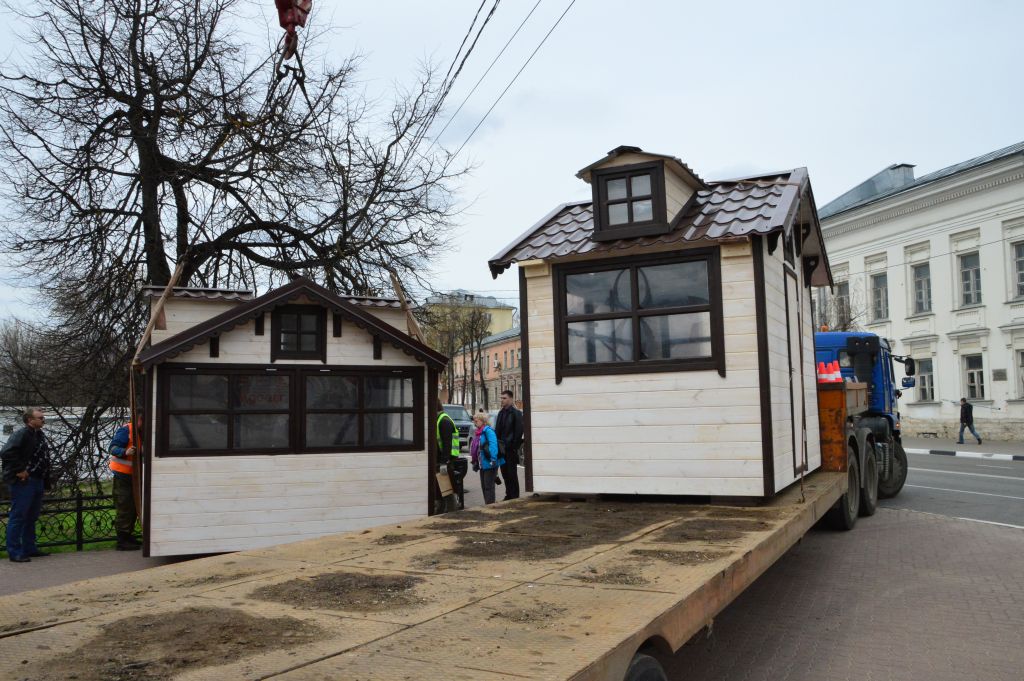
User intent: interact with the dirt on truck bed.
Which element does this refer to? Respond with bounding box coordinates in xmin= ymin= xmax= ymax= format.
xmin=0 ymin=472 xmax=845 ymax=681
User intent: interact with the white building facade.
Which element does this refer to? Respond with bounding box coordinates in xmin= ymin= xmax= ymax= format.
xmin=817 ymin=141 xmax=1024 ymax=440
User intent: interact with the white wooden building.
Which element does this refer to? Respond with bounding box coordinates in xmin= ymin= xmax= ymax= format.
xmin=135 ymin=278 xmax=447 ymax=556
xmin=489 ymin=146 xmax=833 ymax=497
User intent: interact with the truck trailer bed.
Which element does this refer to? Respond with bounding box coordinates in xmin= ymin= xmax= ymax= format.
xmin=0 ymin=472 xmax=845 ymax=681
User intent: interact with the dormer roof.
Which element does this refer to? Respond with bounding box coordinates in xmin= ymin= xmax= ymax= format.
xmin=576 ymin=145 xmax=707 ymax=190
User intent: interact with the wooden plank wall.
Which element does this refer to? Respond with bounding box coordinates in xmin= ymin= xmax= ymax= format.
xmin=525 ymin=241 xmax=765 ymax=497
xmin=146 ymin=300 xmax=429 ymax=556
xmin=763 ymin=242 xmax=822 ymax=494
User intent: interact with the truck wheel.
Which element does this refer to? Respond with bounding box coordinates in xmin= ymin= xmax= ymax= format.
xmin=859 ymin=444 xmax=879 ymax=517
xmin=878 ymin=439 xmax=908 ymax=499
xmin=827 ymin=448 xmax=859 ymax=531
xmin=623 ymin=653 xmax=667 ymax=681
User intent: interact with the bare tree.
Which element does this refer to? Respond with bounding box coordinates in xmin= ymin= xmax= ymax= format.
xmin=0 ymin=0 xmax=473 ymax=490
xmin=462 ymin=305 xmax=493 ymax=412
xmin=812 ymin=282 xmax=866 ymax=332
xmin=0 ymin=0 xmax=467 ymax=301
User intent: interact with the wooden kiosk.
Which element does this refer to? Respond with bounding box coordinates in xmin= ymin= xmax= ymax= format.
xmin=489 ymin=146 xmax=834 ymax=498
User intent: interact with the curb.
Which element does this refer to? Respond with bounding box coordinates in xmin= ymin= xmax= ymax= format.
xmin=904 ymin=447 xmax=1024 ymax=462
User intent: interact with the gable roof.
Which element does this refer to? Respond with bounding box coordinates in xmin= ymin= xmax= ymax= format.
xmin=575 ymin=145 xmax=708 ymax=190
xmin=136 ymin=277 xmax=447 ymax=370
xmin=819 ymin=139 xmax=1024 ymax=219
xmin=489 ymin=167 xmax=833 ymax=286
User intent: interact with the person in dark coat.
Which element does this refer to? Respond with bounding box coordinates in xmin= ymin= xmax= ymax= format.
xmin=1 ymin=408 xmax=50 ymax=562
xmin=958 ymin=398 xmax=982 ymax=445
xmin=494 ymin=390 xmax=524 ymax=501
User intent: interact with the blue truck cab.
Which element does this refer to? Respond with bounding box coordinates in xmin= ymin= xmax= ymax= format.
xmin=814 ymin=331 xmax=914 ymax=505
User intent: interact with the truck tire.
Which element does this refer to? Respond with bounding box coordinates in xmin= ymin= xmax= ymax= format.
xmin=827 ymin=448 xmax=860 ymax=531
xmin=859 ymin=443 xmax=879 ymax=517
xmin=623 ymin=653 xmax=667 ymax=681
xmin=878 ymin=439 xmax=908 ymax=499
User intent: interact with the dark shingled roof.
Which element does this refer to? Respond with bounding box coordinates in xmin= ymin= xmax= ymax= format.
xmin=140 ymin=285 xmax=403 ymax=308
xmin=136 ymin=277 xmax=446 ymax=370
xmin=490 ymin=168 xmax=828 ymax=280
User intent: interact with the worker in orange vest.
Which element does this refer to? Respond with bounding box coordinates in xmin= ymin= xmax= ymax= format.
xmin=107 ymin=422 xmax=141 ymax=550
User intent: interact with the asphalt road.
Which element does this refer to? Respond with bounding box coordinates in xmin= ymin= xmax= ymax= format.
xmin=880 ymin=451 xmax=1024 ymax=527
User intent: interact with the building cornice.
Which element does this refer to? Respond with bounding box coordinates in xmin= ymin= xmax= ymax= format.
xmin=822 ymin=160 xmax=1024 ymax=238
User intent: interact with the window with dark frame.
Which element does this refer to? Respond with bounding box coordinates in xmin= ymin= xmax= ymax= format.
xmin=271 ymin=305 xmax=325 ymax=362
xmin=590 ymin=162 xmax=668 ymax=241
xmin=160 ymin=366 xmax=422 ymax=456
xmin=554 ymin=249 xmax=724 ymax=379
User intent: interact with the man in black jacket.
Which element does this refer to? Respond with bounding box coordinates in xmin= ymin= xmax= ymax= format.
xmin=958 ymin=398 xmax=982 ymax=445
xmin=1 ymin=408 xmax=50 ymax=562
xmin=494 ymin=390 xmax=524 ymax=501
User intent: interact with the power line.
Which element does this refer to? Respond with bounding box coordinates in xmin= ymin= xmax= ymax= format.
xmin=431 ymin=0 xmax=544 ymax=146
xmin=453 ymin=0 xmax=577 ymax=159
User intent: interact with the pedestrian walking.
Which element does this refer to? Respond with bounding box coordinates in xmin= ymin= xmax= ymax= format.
xmin=494 ymin=389 xmax=524 ymax=501
xmin=1 ymin=408 xmax=51 ymax=562
xmin=107 ymin=422 xmax=142 ymax=550
xmin=958 ymin=398 xmax=982 ymax=445
xmin=472 ymin=412 xmax=503 ymax=505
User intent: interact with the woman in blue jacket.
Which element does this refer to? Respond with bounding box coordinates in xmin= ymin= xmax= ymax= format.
xmin=473 ymin=412 xmax=504 ymax=504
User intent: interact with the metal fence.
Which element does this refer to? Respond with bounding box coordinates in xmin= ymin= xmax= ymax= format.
xmin=0 ymin=492 xmax=117 ymax=554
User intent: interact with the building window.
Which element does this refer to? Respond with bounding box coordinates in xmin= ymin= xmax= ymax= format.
xmin=271 ymin=305 xmax=325 ymax=362
xmin=836 ymin=281 xmax=851 ymax=327
xmin=1019 ymin=351 xmax=1024 ymax=397
xmin=870 ymin=273 xmax=888 ymax=321
xmin=959 ymin=252 xmax=982 ymax=306
xmin=916 ymin=358 xmax=934 ymax=401
xmin=554 ymin=249 xmax=724 ymax=379
xmin=160 ymin=366 xmax=422 ymax=456
xmin=912 ymin=263 xmax=932 ymax=314
xmin=590 ymin=162 xmax=668 ymax=241
xmin=1015 ymin=243 xmax=1024 ymax=298
xmin=504 ymin=350 xmax=508 ymax=369
xmin=964 ymin=354 xmax=985 ymax=400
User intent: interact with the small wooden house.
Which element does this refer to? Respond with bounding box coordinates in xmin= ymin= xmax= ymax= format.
xmin=135 ymin=278 xmax=446 ymax=556
xmin=489 ymin=146 xmax=833 ymax=497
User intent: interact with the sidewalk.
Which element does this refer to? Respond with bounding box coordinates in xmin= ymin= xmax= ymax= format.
xmin=0 ymin=550 xmax=183 ymax=597
xmin=902 ymin=436 xmax=1024 ymax=462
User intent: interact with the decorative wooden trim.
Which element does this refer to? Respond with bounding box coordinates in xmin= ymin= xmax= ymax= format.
xmin=519 ymin=267 xmax=534 ymax=493
xmin=333 ymin=312 xmax=342 ymax=337
xmin=591 ymin=160 xmax=669 ymax=241
xmin=551 ymin=248 xmax=725 ymax=382
xmin=142 ymin=368 xmax=154 ymax=557
xmin=156 ymin=363 xmax=424 ymax=457
xmin=427 ymin=368 xmax=438 ymax=516
xmin=254 ymin=313 xmax=264 ymax=336
xmin=752 ymin=236 xmax=776 ymax=497
xmin=209 ymin=336 xmax=219 ymax=358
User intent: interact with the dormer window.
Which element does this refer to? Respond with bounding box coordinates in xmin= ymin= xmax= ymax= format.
xmin=271 ymin=304 xmax=326 ymax=362
xmin=592 ymin=162 xmax=668 ymax=241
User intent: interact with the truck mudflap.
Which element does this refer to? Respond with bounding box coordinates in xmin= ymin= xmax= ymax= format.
xmin=0 ymin=473 xmax=847 ymax=681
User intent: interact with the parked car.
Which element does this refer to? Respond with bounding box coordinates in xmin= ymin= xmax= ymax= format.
xmin=442 ymin=404 xmax=473 ymax=452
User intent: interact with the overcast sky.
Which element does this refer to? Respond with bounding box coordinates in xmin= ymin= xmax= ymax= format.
xmin=2 ymin=0 xmax=1023 ymax=317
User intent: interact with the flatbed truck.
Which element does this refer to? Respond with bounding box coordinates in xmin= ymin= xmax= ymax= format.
xmin=0 ymin=469 xmax=855 ymax=681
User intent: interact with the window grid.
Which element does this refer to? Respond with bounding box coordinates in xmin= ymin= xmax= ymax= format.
xmin=870 ymin=273 xmax=888 ymax=321
xmin=1015 ymin=243 xmax=1024 ymax=298
xmin=959 ymin=252 xmax=982 ymax=306
xmin=964 ymin=354 xmax=985 ymax=400
xmin=160 ymin=366 xmax=422 ymax=456
xmin=912 ymin=263 xmax=932 ymax=313
xmin=916 ymin=358 xmax=934 ymax=402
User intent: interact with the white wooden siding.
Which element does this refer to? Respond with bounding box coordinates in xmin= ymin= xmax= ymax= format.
xmin=525 ymin=241 xmax=764 ymax=497
xmin=144 ymin=294 xmax=432 ymax=556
